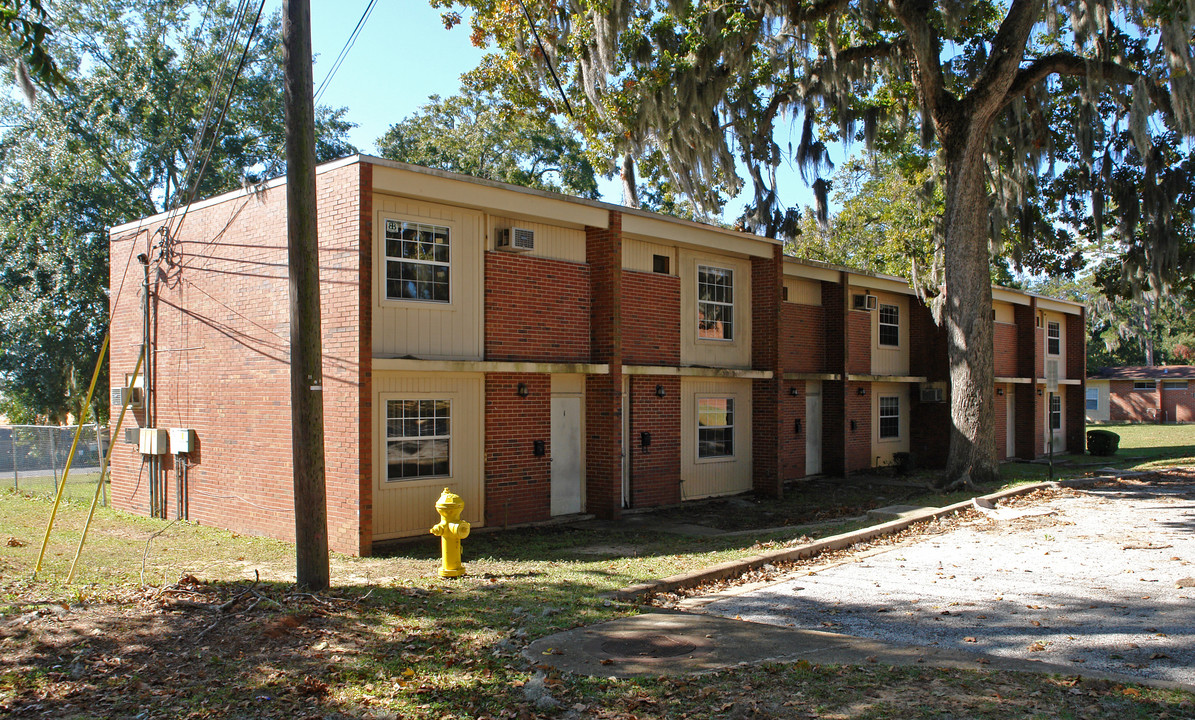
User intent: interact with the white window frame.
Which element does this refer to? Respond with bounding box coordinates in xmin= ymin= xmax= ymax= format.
xmin=384 ymin=398 xmax=452 ymax=482
xmin=1046 ymin=320 xmax=1061 ymax=356
xmin=1049 ymin=394 xmax=1062 ymax=430
xmin=383 ymin=219 xmax=452 ymax=304
xmin=878 ymin=303 xmax=900 ymax=347
xmin=696 ymin=265 xmax=734 ymax=342
xmin=696 ymin=396 xmax=735 ymax=460
xmin=878 ymin=395 xmax=900 ymax=440
xmin=1085 ymin=386 xmax=1099 ymax=411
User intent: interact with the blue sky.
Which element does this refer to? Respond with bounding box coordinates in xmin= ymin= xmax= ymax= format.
xmin=302 ymin=0 xmax=821 ymax=219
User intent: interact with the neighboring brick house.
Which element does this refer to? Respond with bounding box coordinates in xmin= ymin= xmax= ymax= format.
xmin=107 ymin=156 xmax=1086 ymax=555
xmin=1086 ymin=366 xmax=1195 ymax=423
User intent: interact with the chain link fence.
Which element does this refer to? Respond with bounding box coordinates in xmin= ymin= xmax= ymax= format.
xmin=1 ymin=424 xmax=111 ymax=504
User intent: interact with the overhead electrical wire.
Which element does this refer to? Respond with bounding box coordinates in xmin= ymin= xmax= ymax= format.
xmin=313 ymin=0 xmax=377 ymax=105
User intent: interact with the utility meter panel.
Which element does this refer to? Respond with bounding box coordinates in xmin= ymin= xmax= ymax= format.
xmin=139 ymin=428 xmax=169 ymax=455
xmin=168 ymin=428 xmax=195 ymax=453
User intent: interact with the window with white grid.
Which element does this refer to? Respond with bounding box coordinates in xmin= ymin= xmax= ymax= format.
xmin=385 ymin=220 xmax=450 ymax=302
xmin=697 ymin=265 xmax=734 ymax=341
xmin=386 ymin=399 xmax=450 ymax=481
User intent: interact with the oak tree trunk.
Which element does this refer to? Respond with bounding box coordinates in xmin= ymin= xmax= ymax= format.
xmin=940 ymin=126 xmax=999 ymax=487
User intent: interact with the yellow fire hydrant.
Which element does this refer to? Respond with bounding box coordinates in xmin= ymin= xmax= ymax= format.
xmin=430 ymin=488 xmax=470 ymax=578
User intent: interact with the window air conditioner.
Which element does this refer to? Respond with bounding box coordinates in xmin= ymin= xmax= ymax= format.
xmin=112 ymin=386 xmax=143 ymax=410
xmin=496 ymin=227 xmax=535 ymax=252
xmin=919 ymin=386 xmax=944 ymax=403
xmin=852 ymin=293 xmax=878 ymax=311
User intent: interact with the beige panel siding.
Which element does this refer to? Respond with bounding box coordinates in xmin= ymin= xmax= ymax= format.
xmin=679 ymin=377 xmax=752 ymax=499
xmin=551 ymin=373 xmax=586 ymax=395
xmin=1086 ymin=380 xmax=1110 ymax=423
xmin=623 ymin=238 xmax=677 ymax=274
xmin=491 ymin=215 xmax=585 ymax=263
xmin=373 ymin=195 xmax=484 ymax=360
xmin=372 ymin=371 xmax=484 ymax=539
xmin=783 ymin=277 xmax=821 ymax=306
xmin=993 ymin=301 xmax=1015 ymax=324
xmin=872 ymin=382 xmax=911 ymax=466
xmin=679 ymin=250 xmax=753 ymax=368
xmin=869 ymin=291 xmax=910 ymax=376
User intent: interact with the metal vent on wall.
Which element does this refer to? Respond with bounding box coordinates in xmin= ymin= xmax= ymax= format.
xmin=920 ymin=386 xmax=944 ymax=403
xmin=496 ymin=227 xmax=535 ymax=252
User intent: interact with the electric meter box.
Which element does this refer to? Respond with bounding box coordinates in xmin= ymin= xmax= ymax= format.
xmin=168 ymin=428 xmax=195 ymax=453
xmin=139 ymin=428 xmax=168 ymax=455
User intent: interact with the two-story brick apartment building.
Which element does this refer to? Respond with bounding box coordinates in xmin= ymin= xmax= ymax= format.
xmin=107 ymin=156 xmax=1086 ymax=555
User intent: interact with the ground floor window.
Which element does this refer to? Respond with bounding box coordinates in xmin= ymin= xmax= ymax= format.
xmin=386 ymin=399 xmax=450 ymax=480
xmin=1049 ymin=394 xmax=1062 ymax=430
xmin=879 ymin=396 xmax=900 ymax=439
xmin=1085 ymin=387 xmax=1099 ymax=411
xmin=697 ymin=397 xmax=734 ymax=458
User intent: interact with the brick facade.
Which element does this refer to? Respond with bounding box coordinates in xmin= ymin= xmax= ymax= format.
xmin=485 ymin=253 xmax=590 ymax=362
xmin=107 ymin=159 xmax=1086 ymax=554
xmin=484 ymin=373 xmax=551 ymax=527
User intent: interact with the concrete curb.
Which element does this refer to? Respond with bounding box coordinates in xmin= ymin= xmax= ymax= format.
xmin=611 ymin=477 xmax=1107 ymax=602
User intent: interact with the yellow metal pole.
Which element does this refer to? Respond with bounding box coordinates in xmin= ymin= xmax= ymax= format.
xmin=34 ymin=333 xmax=110 ymax=578
xmin=67 ymin=350 xmax=143 ymax=584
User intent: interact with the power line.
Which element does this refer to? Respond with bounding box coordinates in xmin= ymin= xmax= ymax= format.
xmin=313 ymin=0 xmax=377 ymax=105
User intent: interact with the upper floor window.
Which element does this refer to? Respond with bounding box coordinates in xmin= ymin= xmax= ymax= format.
xmin=385 ymin=220 xmax=450 ymax=302
xmin=697 ymin=397 xmax=735 ymax=458
xmin=879 ymin=396 xmax=900 ymax=439
xmin=1133 ymin=381 xmax=1154 ymax=390
xmin=1085 ymin=386 xmax=1099 ymax=411
xmin=697 ymin=265 xmax=734 ymax=341
xmin=386 ymin=399 xmax=451 ymax=480
xmin=1046 ymin=321 xmax=1061 ymax=355
xmin=878 ymin=304 xmax=899 ymax=347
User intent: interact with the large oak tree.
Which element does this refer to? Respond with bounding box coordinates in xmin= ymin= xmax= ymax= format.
xmin=446 ymin=0 xmax=1195 ymax=485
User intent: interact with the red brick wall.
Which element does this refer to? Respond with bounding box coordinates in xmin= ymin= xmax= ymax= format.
xmin=751 ymin=250 xmax=783 ymax=496
xmin=909 ymin=302 xmax=948 ymax=380
xmin=587 ymin=216 xmax=621 ymax=365
xmin=779 ymin=381 xmax=806 ymax=480
xmin=847 ymin=310 xmax=871 ymax=375
xmin=627 ymin=376 xmax=680 ymax=507
xmin=845 ymin=381 xmax=872 ymax=471
xmin=911 ymin=396 xmax=950 ymax=468
xmin=485 ymin=253 xmax=590 ymax=362
xmin=1162 ymin=382 xmax=1195 ymax=422
xmin=781 ymin=304 xmax=825 ymax=373
xmin=484 ymin=373 xmax=551 ymax=526
xmin=822 ymin=282 xmax=846 ymax=371
xmin=1110 ymin=381 xmax=1158 ymax=422
xmin=994 ymin=323 xmax=1019 ymax=378
xmin=108 ymin=162 xmax=370 ymax=554
xmin=622 ymin=271 xmax=680 ymax=366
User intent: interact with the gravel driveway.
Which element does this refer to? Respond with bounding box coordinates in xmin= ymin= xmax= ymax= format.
xmin=702 ymin=475 xmax=1195 ymax=686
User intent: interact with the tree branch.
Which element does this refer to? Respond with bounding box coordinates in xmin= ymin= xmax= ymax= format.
xmin=1001 ymin=53 xmax=1175 ymax=117
xmin=968 ymin=0 xmax=1045 ymax=120
xmin=787 ymin=0 xmax=854 ymax=24
xmin=888 ymin=0 xmax=951 ymax=122
xmin=760 ymin=40 xmax=906 ymax=126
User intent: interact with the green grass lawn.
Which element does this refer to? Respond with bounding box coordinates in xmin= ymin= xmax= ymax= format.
xmin=1 ymin=423 xmax=1193 ymax=718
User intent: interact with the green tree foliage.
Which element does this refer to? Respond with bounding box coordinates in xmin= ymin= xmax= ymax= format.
xmin=446 ymin=0 xmax=1195 ymax=486
xmin=0 ymin=0 xmax=63 ymax=94
xmin=377 ymin=91 xmax=598 ymax=198
xmin=0 ymin=0 xmax=356 ymax=423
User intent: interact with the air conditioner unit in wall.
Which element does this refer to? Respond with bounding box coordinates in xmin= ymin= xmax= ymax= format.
xmin=496 ymin=227 xmax=535 ymax=252
xmin=852 ymin=293 xmax=878 ymax=311
xmin=112 ymin=386 xmax=143 ymax=410
xmin=920 ymin=386 xmax=944 ymax=403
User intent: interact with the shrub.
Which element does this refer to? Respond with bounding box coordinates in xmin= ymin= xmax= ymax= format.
xmin=1087 ymin=429 xmax=1120 ymax=456
xmin=893 ymin=451 xmax=915 ymax=476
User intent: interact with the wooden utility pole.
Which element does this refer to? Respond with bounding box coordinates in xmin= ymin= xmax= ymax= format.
xmin=282 ymin=0 xmax=329 ymax=590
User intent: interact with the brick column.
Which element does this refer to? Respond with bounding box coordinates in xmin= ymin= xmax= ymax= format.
xmin=821 ymin=278 xmax=846 ymax=476
xmin=751 ymin=245 xmax=783 ymax=497
xmin=355 ymin=162 xmax=374 ymax=554
xmin=1066 ymin=308 xmax=1086 ymax=452
xmin=1013 ymin=301 xmax=1041 ymax=458
xmin=585 ymin=210 xmax=623 ymax=518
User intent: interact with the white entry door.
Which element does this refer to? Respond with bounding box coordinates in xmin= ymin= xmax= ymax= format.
xmin=805 ymin=381 xmax=822 ymax=475
xmin=550 ymin=395 xmax=583 ymax=516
